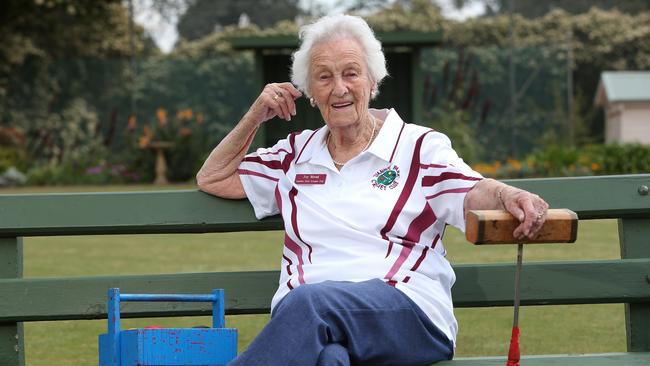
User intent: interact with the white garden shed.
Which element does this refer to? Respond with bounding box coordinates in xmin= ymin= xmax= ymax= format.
xmin=595 ymin=71 xmax=650 ymax=144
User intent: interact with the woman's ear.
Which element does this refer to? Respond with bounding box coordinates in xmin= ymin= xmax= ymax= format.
xmin=370 ymin=81 xmax=378 ymax=99
xmin=304 ymin=88 xmax=315 ymax=107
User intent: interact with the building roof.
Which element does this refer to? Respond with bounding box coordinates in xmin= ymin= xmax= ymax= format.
xmin=595 ymin=71 xmax=650 ymax=106
xmin=227 ymin=31 xmax=442 ymax=50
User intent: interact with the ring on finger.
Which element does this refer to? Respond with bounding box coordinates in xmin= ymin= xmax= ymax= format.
xmin=276 ymin=90 xmax=283 ymax=97
xmin=272 ymin=94 xmax=279 ymax=101
xmin=536 ymin=213 xmax=543 ymax=221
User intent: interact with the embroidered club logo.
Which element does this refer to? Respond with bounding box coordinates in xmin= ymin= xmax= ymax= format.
xmin=372 ymin=165 xmax=400 ymax=190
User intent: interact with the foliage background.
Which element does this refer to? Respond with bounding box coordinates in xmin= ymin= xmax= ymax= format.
xmin=1 ymin=0 xmax=649 ymax=185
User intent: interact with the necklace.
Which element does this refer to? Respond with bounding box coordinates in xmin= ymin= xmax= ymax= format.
xmin=327 ymin=115 xmax=377 ymax=166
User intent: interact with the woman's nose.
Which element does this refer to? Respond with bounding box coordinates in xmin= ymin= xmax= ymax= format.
xmin=332 ymin=76 xmax=348 ymax=97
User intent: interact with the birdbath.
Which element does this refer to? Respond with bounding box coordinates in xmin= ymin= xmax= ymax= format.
xmin=148 ymin=141 xmax=174 ymax=185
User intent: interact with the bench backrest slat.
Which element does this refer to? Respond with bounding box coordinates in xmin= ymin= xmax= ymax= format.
xmin=2 ymin=259 xmax=648 ymax=323
xmin=1 ymin=175 xmax=649 ymax=237
xmin=0 ymin=191 xmax=283 ymax=237
xmin=507 ymin=174 xmax=650 ymax=219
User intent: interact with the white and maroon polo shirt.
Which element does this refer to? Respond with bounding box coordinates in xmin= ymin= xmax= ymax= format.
xmin=238 ymin=108 xmax=483 ymax=344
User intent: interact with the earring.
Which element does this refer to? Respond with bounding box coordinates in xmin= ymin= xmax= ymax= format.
xmin=371 ymin=89 xmax=378 ymax=99
xmin=309 ymin=97 xmax=316 ymax=107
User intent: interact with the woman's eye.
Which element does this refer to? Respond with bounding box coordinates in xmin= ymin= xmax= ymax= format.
xmin=319 ymin=74 xmax=330 ymax=80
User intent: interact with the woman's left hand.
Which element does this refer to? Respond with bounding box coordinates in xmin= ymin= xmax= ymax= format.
xmin=498 ymin=185 xmax=549 ymax=240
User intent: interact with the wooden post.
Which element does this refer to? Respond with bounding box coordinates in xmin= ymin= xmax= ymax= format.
xmin=411 ymin=47 xmax=423 ymax=124
xmin=619 ymin=217 xmax=650 ymax=352
xmin=0 ymin=237 xmax=24 ymax=366
xmin=252 ymin=49 xmax=266 ymax=149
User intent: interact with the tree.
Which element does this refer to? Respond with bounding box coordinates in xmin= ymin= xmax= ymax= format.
xmin=176 ymin=0 xmax=301 ymax=41
xmin=0 ymin=0 xmax=153 ymax=101
xmin=454 ymin=0 xmax=650 ymax=18
xmin=332 ymin=0 xmax=393 ymax=14
xmin=0 ymin=0 xmax=155 ymax=166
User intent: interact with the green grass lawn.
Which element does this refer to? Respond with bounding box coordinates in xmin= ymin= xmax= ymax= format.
xmin=2 ymin=185 xmax=626 ymax=365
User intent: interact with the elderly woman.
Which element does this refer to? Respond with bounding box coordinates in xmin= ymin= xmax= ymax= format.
xmin=197 ymin=14 xmax=548 ymax=366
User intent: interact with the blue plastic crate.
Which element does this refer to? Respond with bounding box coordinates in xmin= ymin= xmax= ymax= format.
xmin=99 ymin=288 xmax=237 ymax=366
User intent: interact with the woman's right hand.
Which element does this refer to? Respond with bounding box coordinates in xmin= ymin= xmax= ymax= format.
xmin=197 ymin=82 xmax=301 ymax=199
xmin=248 ymin=82 xmax=303 ymax=124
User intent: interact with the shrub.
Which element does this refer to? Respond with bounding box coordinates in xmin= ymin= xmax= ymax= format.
xmin=26 ymin=159 xmax=141 ymax=186
xmin=424 ymin=106 xmax=484 ymax=165
xmin=585 ymin=144 xmax=650 ymax=175
xmin=0 ymin=146 xmax=29 ymax=173
xmin=0 ymin=126 xmax=31 ymax=185
xmin=473 ymin=143 xmax=650 ymax=178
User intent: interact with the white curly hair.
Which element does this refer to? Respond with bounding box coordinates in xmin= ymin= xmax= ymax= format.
xmin=290 ymin=14 xmax=388 ymax=98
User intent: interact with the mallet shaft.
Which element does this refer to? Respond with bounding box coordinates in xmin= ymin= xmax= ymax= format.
xmin=512 ymin=243 xmax=523 ymax=328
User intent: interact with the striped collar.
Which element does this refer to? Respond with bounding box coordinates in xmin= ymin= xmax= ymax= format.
xmin=365 ymin=108 xmax=405 ymax=163
xmin=295 ymin=108 xmax=406 ymax=167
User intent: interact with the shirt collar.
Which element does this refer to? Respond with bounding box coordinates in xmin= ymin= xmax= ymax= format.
xmin=295 ymin=126 xmax=330 ymax=166
xmin=365 ymin=108 xmax=405 ymax=163
xmin=295 ymin=108 xmax=405 ymax=167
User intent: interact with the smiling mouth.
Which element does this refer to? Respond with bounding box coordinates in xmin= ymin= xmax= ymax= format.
xmin=332 ymin=102 xmax=353 ymax=109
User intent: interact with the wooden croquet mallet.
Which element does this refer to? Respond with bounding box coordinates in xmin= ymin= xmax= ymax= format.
xmin=465 ymin=209 xmax=578 ymax=366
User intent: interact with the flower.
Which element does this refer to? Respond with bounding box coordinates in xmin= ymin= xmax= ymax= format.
xmin=85 ymin=166 xmax=103 ymax=175
xmin=84 ymin=163 xmax=141 ymax=183
xmin=127 ymin=115 xmax=137 ymax=132
xmin=176 ymin=108 xmax=193 ymax=121
xmin=178 ymin=127 xmax=192 ymax=137
xmin=0 ymin=126 xmax=27 ymax=147
xmin=156 ymin=108 xmax=168 ymax=126
xmin=472 ymin=162 xmax=500 ymax=177
xmin=506 ymin=158 xmax=522 ymax=171
xmin=138 ymin=125 xmax=153 ymax=148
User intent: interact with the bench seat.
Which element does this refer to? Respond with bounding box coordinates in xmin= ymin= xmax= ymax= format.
xmin=438 ymin=352 xmax=650 ymax=365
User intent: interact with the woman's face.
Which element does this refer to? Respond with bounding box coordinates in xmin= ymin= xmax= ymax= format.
xmin=308 ymin=37 xmax=374 ymax=129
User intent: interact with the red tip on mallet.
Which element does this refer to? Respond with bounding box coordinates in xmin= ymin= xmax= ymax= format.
xmin=506 ymin=326 xmax=520 ymax=366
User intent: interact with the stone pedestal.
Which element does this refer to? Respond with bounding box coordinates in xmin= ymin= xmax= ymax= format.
xmin=148 ymin=141 xmax=174 ymax=185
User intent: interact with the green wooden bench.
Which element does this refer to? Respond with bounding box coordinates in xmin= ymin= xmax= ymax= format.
xmin=1 ymin=174 xmax=649 ymax=365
